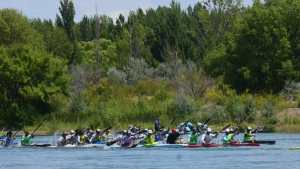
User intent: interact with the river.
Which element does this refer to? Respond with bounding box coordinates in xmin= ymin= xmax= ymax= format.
xmin=0 ymin=133 xmax=299 ymax=169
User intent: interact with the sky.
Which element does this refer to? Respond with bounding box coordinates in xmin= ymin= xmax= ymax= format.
xmin=0 ymin=0 xmax=253 ymax=21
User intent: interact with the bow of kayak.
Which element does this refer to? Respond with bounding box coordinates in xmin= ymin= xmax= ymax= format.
xmin=243 ymin=140 xmax=276 ymax=145
xmin=227 ymin=142 xmax=260 ymax=147
xmin=289 ymin=147 xmax=300 ymax=151
xmin=144 ymin=143 xmax=187 ymax=148
xmin=187 ymin=144 xmax=221 ymax=148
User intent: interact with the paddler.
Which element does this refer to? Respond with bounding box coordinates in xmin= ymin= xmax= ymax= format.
xmin=91 ymin=129 xmax=105 ymax=144
xmin=68 ymin=130 xmax=78 ymax=145
xmin=189 ymin=130 xmax=199 ymax=145
xmin=120 ymin=130 xmax=135 ymax=147
xmin=166 ymin=129 xmax=180 ymax=144
xmin=57 ymin=132 xmax=68 ymax=146
xmin=223 ymin=128 xmax=235 ymax=144
xmin=103 ymin=129 xmax=113 ymax=142
xmin=21 ymin=131 xmax=33 ymax=146
xmin=79 ymin=130 xmax=89 ymax=144
xmin=144 ymin=130 xmax=155 ymax=145
xmin=5 ymin=131 xmax=14 ymax=146
xmin=243 ymin=126 xmax=255 ymax=142
xmin=201 ymin=128 xmax=217 ymax=144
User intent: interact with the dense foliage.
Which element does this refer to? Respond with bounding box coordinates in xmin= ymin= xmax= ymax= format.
xmin=1 ymin=0 xmax=300 ymax=131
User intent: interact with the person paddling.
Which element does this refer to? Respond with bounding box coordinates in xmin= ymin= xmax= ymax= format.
xmin=189 ymin=130 xmax=199 ymax=145
xmin=21 ymin=131 xmax=33 ymax=146
xmin=223 ymin=128 xmax=235 ymax=144
xmin=166 ymin=129 xmax=180 ymax=144
xmin=57 ymin=132 xmax=68 ymax=146
xmin=201 ymin=128 xmax=217 ymax=145
xmin=91 ymin=129 xmax=106 ymax=144
xmin=243 ymin=127 xmax=255 ymax=142
xmin=144 ymin=130 xmax=155 ymax=145
xmin=3 ymin=131 xmax=14 ymax=147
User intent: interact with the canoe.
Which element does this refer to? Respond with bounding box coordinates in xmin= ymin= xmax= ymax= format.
xmin=243 ymin=140 xmax=276 ymax=145
xmin=187 ymin=143 xmax=221 ymax=148
xmin=227 ymin=142 xmax=260 ymax=147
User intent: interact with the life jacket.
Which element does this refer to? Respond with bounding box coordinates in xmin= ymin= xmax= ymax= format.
xmin=244 ymin=132 xmax=254 ymax=142
xmin=189 ymin=133 xmax=198 ymax=145
xmin=223 ymin=133 xmax=234 ymax=144
xmin=145 ymin=135 xmax=155 ymax=145
xmin=21 ymin=135 xmax=33 ymax=146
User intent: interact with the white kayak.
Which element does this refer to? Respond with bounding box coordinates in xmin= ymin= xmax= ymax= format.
xmin=62 ymin=144 xmax=106 ymax=148
xmin=144 ymin=143 xmax=187 ymax=148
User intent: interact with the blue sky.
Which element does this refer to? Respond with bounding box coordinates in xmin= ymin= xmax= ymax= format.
xmin=0 ymin=0 xmax=253 ymax=21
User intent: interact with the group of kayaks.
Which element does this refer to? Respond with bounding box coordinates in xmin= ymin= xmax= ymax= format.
xmin=2 ymin=140 xmax=275 ymax=149
xmin=143 ymin=140 xmax=275 ymax=149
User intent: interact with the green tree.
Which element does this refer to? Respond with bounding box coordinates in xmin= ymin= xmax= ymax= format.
xmin=223 ymin=2 xmax=293 ymax=92
xmin=79 ymin=15 xmax=92 ymax=41
xmin=56 ymin=0 xmax=81 ymax=64
xmin=56 ymin=0 xmax=75 ymax=41
xmin=0 ymin=9 xmax=69 ymax=129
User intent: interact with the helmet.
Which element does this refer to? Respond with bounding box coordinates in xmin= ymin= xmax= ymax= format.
xmin=225 ymin=128 xmax=230 ymax=133
xmin=96 ymin=129 xmax=101 ymax=132
xmin=187 ymin=122 xmax=193 ymax=127
xmin=70 ymin=130 xmax=75 ymax=134
xmin=207 ymin=128 xmax=212 ymax=133
xmin=247 ymin=126 xmax=252 ymax=130
xmin=203 ymin=124 xmax=208 ymax=129
xmin=197 ymin=122 xmax=203 ymax=126
xmin=185 ymin=127 xmax=191 ymax=132
xmin=148 ymin=130 xmax=153 ymax=134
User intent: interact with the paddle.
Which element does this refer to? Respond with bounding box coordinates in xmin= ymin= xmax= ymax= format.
xmin=101 ymin=127 xmax=112 ymax=135
xmin=253 ymin=126 xmax=264 ymax=133
xmin=12 ymin=130 xmax=21 ymax=138
xmin=213 ymin=124 xmax=231 ymax=136
xmin=30 ymin=116 xmax=49 ymax=136
xmin=128 ymin=130 xmax=148 ymax=148
xmin=204 ymin=118 xmax=211 ymax=125
xmin=219 ymin=124 xmax=231 ymax=133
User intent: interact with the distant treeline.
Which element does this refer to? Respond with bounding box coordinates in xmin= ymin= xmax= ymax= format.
xmin=1 ymin=0 xmax=300 ymax=131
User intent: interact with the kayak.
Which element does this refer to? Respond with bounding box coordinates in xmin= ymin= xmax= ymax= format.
xmin=289 ymin=147 xmax=300 ymax=151
xmin=63 ymin=144 xmax=105 ymax=148
xmin=23 ymin=144 xmax=52 ymax=147
xmin=227 ymin=142 xmax=260 ymax=147
xmin=187 ymin=143 xmax=221 ymax=148
xmin=144 ymin=143 xmax=187 ymax=148
xmin=243 ymin=140 xmax=276 ymax=145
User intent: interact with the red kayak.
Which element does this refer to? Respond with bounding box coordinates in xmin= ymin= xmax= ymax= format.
xmin=187 ymin=143 xmax=221 ymax=148
xmin=227 ymin=142 xmax=260 ymax=147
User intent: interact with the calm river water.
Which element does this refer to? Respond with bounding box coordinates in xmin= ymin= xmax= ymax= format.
xmin=0 ymin=133 xmax=300 ymax=169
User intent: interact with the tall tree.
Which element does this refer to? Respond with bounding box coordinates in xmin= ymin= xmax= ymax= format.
xmin=56 ymin=0 xmax=76 ymax=41
xmin=56 ymin=0 xmax=81 ymax=64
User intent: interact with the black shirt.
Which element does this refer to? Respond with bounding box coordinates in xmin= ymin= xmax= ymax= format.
xmin=166 ymin=132 xmax=180 ymax=144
